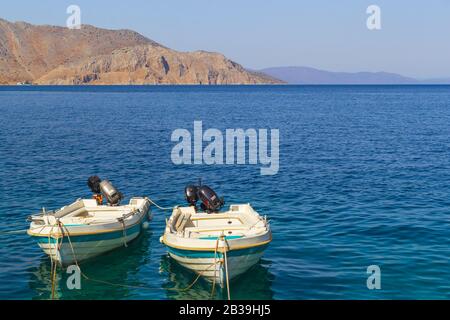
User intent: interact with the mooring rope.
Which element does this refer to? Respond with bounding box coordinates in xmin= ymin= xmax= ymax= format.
xmin=6 ymin=221 xmax=29 ymax=228
xmin=34 ymin=200 xmax=232 ymax=300
xmin=221 ymin=234 xmax=231 ymax=301
xmin=145 ymin=197 xmax=179 ymax=211
xmin=118 ymin=219 xmax=128 ymax=248
xmin=210 ymin=237 xmax=220 ymax=299
xmin=0 ymin=221 xmax=29 ymax=232
xmin=50 ymin=222 xmax=59 ymax=300
xmin=56 ymin=221 xmax=220 ymax=295
xmin=50 ymin=239 xmax=59 ymax=299
xmin=0 ymin=229 xmax=28 ymax=235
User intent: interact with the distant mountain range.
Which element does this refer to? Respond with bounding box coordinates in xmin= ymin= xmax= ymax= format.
xmin=260 ymin=66 xmax=450 ymax=85
xmin=0 ymin=17 xmax=448 ymax=86
xmin=0 ymin=18 xmax=280 ymax=85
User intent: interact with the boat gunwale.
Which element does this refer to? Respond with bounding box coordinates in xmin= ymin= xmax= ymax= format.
xmin=27 ymin=219 xmax=143 ymax=238
xmin=28 ymin=203 xmax=150 ymax=238
xmin=163 ymin=203 xmax=271 ymax=252
xmin=162 ymin=233 xmax=272 ymax=252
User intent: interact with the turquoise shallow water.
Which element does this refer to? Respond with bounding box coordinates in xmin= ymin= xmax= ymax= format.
xmin=1 ymin=85 xmax=450 ymax=299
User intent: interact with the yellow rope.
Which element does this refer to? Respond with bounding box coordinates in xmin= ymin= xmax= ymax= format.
xmin=50 ymin=223 xmax=61 ymax=300
xmin=44 ymin=220 xmax=232 ymax=300
xmin=48 ymin=224 xmax=56 ymax=300
xmin=210 ymin=237 xmax=220 ymax=299
xmin=41 ymin=200 xmax=181 ymax=299
xmin=171 ymin=262 xmax=219 ymax=292
xmin=222 ymin=235 xmax=231 ymax=301
xmin=50 ymin=253 xmax=58 ymax=299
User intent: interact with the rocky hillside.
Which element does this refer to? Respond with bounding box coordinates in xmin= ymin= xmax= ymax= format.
xmin=0 ymin=18 xmax=280 ymax=85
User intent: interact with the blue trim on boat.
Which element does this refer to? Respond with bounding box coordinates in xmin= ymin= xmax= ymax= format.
xmin=199 ymin=235 xmax=243 ymax=240
xmin=34 ymin=220 xmax=143 ymax=244
xmin=167 ymin=243 xmax=269 ymax=259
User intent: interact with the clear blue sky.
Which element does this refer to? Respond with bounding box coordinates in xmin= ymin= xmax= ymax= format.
xmin=2 ymin=0 xmax=450 ymax=78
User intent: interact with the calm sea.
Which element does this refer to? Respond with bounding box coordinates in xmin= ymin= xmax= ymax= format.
xmin=1 ymin=85 xmax=450 ymax=299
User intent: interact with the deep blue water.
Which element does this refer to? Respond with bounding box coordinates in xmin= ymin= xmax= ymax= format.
xmin=1 ymin=85 xmax=450 ymax=300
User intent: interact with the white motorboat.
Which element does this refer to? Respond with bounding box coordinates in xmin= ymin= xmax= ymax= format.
xmin=27 ymin=177 xmax=152 ymax=265
xmin=160 ymin=185 xmax=271 ymax=288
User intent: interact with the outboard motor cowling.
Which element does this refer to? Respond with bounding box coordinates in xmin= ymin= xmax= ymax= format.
xmin=99 ymin=180 xmax=123 ymax=206
xmin=185 ymin=185 xmax=198 ymax=206
xmin=87 ymin=176 xmax=102 ymax=194
xmin=198 ymin=185 xmax=225 ymax=213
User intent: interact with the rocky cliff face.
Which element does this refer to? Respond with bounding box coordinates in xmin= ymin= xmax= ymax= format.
xmin=0 ymin=19 xmax=280 ymax=85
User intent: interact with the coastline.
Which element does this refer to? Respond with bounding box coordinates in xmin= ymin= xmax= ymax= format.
xmin=1 ymin=83 xmax=449 ymax=87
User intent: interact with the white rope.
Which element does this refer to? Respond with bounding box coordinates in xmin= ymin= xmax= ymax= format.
xmin=2 ymin=222 xmax=29 ymax=229
xmin=145 ymin=197 xmax=178 ymax=211
xmin=0 ymin=229 xmax=28 ymax=235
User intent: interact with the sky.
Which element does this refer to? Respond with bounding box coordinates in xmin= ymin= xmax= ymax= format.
xmin=1 ymin=0 xmax=450 ymax=79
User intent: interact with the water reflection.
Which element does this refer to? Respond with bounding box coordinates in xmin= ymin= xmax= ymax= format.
xmin=28 ymin=231 xmax=153 ymax=300
xmin=160 ymin=255 xmax=275 ymax=300
xmin=26 ymin=230 xmax=275 ymax=300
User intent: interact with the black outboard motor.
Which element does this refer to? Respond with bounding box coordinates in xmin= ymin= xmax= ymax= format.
xmin=88 ymin=176 xmax=102 ymax=194
xmin=198 ymin=185 xmax=225 ymax=213
xmin=185 ymin=185 xmax=198 ymax=206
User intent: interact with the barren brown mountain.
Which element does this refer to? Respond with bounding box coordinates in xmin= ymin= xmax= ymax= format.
xmin=0 ymin=18 xmax=280 ymax=85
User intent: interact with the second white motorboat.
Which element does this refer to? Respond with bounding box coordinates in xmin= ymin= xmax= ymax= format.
xmin=160 ymin=184 xmax=271 ymax=287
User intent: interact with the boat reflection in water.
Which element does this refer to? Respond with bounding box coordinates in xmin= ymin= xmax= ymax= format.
xmin=26 ymin=228 xmax=274 ymax=300
xmin=27 ymin=231 xmax=154 ymax=300
xmin=159 ymin=255 xmax=275 ymax=300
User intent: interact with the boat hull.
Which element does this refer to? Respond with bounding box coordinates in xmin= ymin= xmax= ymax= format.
xmin=28 ymin=197 xmax=152 ymax=265
xmin=167 ymin=244 xmax=269 ymax=287
xmin=34 ymin=221 xmax=145 ymax=265
xmin=161 ymin=203 xmax=272 ymax=287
